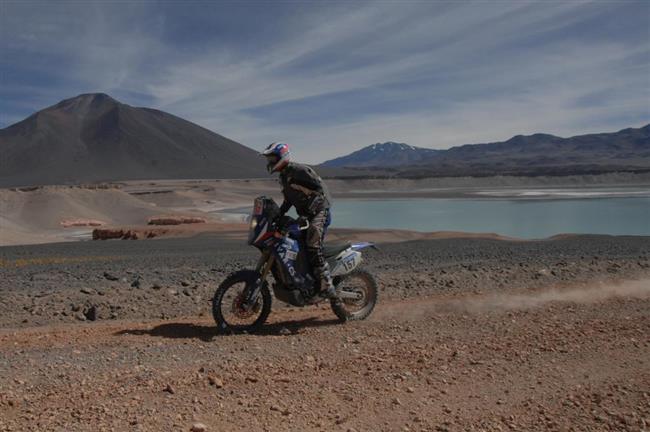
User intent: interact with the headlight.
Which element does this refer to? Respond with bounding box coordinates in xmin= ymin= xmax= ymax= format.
xmin=248 ymin=216 xmax=258 ymax=244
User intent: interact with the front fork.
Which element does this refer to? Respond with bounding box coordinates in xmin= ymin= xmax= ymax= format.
xmin=243 ymin=251 xmax=274 ymax=308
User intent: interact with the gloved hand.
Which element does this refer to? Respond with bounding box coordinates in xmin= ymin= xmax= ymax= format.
xmin=272 ymin=215 xmax=284 ymax=228
xmin=296 ymin=216 xmax=310 ymax=230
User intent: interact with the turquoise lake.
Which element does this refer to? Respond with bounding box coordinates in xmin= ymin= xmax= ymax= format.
xmin=329 ymin=196 xmax=650 ymax=239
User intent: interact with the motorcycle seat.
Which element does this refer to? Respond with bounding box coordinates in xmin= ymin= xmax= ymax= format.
xmin=323 ymin=243 xmax=351 ymax=258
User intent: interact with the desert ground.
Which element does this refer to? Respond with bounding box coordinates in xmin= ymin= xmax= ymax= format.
xmin=1 ymin=174 xmax=649 ymax=431
xmin=0 ymin=232 xmax=649 ymax=431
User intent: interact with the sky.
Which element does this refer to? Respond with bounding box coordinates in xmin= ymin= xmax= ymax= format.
xmin=1 ymin=0 xmax=649 ymax=163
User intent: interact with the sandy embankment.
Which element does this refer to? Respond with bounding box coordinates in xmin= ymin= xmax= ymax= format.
xmin=0 ymin=184 xmax=244 ymax=246
xmin=0 ymin=186 xmax=159 ymax=245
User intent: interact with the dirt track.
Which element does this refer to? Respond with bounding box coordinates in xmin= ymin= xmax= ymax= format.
xmin=1 ymin=277 xmax=649 ymax=432
xmin=1 ymin=234 xmax=649 ymax=431
xmin=2 ymin=234 xmax=649 ymax=328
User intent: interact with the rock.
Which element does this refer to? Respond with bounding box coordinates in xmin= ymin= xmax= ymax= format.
xmin=61 ymin=218 xmax=106 ymax=228
xmin=181 ymin=280 xmax=190 ymax=287
xmin=190 ymin=423 xmax=207 ymax=432
xmin=164 ymin=384 xmax=175 ymax=394
xmin=75 ymin=312 xmax=86 ymax=321
xmin=208 ymin=376 xmax=224 ymax=388
xmin=93 ymin=228 xmax=143 ymax=240
xmin=147 ymin=216 xmax=207 ymax=225
xmin=83 ymin=306 xmax=98 ymax=321
xmin=278 ymin=327 xmax=292 ymax=335
xmin=80 ymin=288 xmax=93 ymax=295
xmin=131 ymin=278 xmax=141 ymax=288
xmin=103 ymin=271 xmax=119 ymax=281
xmin=151 ymin=283 xmax=162 ymax=290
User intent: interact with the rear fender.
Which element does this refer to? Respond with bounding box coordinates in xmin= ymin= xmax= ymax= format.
xmin=351 ymin=242 xmax=379 ymax=252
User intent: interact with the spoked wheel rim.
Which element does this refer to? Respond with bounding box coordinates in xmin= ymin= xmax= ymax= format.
xmin=336 ymin=273 xmax=373 ymax=315
xmin=220 ymin=281 xmax=264 ymax=328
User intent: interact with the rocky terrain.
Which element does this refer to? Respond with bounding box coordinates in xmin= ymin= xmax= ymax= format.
xmin=0 ymin=234 xmax=648 ymax=328
xmin=0 ymin=234 xmax=649 ymax=431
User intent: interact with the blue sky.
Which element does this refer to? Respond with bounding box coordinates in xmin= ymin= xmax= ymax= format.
xmin=1 ymin=0 xmax=649 ymax=163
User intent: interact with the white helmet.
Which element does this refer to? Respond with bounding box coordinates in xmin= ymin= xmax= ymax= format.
xmin=261 ymin=142 xmax=291 ymax=173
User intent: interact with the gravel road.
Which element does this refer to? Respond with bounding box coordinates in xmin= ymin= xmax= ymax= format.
xmin=0 ymin=234 xmax=649 ymax=431
xmin=0 ymin=234 xmax=648 ymax=327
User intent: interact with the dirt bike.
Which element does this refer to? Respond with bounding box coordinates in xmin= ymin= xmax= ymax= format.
xmin=212 ymin=196 xmax=378 ymax=333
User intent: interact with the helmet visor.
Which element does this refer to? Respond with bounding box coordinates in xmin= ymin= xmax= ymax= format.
xmin=265 ymin=155 xmax=279 ymax=173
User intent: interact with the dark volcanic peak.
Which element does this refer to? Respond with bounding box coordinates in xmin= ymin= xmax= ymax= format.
xmin=0 ymin=93 xmax=266 ymax=187
xmin=53 ymin=93 xmax=118 ymax=112
xmin=321 ymin=141 xmax=440 ymax=168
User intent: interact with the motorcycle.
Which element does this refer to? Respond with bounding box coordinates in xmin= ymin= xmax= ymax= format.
xmin=212 ymin=196 xmax=378 ymax=333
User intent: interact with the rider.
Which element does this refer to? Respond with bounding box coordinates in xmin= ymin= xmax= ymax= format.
xmin=261 ymin=142 xmax=336 ymax=299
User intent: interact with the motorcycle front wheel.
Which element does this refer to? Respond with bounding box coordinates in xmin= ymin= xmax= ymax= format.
xmin=212 ymin=270 xmax=272 ymax=334
xmin=331 ymin=269 xmax=378 ymax=322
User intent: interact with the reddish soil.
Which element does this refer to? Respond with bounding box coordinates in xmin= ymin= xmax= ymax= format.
xmin=60 ymin=218 xmax=107 ymax=228
xmin=147 ymin=216 xmax=208 ymax=226
xmin=1 ymin=278 xmax=648 ymax=432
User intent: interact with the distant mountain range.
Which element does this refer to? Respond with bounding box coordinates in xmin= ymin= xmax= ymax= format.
xmin=2 ymin=93 xmax=648 ymax=187
xmin=322 ymin=142 xmax=439 ymax=168
xmin=320 ymin=125 xmax=650 ymax=177
xmin=0 ymin=93 xmax=265 ymax=187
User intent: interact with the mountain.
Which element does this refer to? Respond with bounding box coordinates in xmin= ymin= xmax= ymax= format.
xmin=320 ymin=125 xmax=650 ymax=176
xmin=0 ymin=93 xmax=265 ymax=187
xmin=321 ymin=142 xmax=440 ymax=168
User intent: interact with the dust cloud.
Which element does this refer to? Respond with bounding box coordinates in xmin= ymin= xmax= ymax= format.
xmin=459 ymin=279 xmax=650 ymax=312
xmin=376 ymin=279 xmax=650 ymax=320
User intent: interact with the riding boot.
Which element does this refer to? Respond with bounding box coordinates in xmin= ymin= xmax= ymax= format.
xmin=318 ymin=264 xmax=336 ymax=298
xmin=314 ymin=263 xmax=336 ymax=299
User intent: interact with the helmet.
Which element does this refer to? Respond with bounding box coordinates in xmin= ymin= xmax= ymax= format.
xmin=261 ymin=142 xmax=291 ymax=173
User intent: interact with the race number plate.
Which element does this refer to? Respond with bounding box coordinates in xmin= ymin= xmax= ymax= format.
xmin=332 ymin=250 xmax=361 ymax=276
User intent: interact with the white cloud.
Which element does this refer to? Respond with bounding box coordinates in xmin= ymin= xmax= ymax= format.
xmin=1 ymin=1 xmax=648 ymax=163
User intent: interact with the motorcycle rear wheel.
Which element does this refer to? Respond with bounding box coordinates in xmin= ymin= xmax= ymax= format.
xmin=212 ymin=270 xmax=272 ymax=334
xmin=331 ymin=269 xmax=378 ymax=322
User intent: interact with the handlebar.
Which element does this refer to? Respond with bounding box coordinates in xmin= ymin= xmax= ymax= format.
xmin=275 ymin=215 xmax=310 ymax=234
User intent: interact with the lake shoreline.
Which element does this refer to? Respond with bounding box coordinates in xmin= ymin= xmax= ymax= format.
xmin=2 ymin=175 xmax=649 ymax=246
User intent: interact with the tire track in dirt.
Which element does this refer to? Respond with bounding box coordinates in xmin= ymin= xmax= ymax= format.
xmin=2 ymin=278 xmax=647 ymax=351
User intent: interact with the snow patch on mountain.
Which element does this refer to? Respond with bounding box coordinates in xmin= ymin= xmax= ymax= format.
xmin=321 ymin=142 xmax=439 ymax=168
